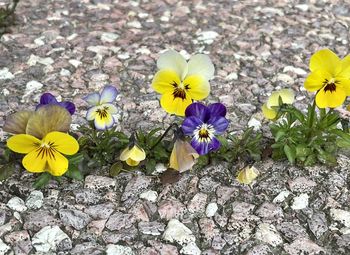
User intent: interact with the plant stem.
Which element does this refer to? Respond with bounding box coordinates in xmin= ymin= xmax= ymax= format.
xmin=149 ymin=123 xmax=178 ymax=150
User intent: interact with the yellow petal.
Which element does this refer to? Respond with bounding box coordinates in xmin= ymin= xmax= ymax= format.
xmin=184 ymin=75 xmax=210 ymax=100
xmin=267 ymin=89 xmax=294 ymax=108
xmin=315 ymin=86 xmax=346 ymax=108
xmin=310 ymin=48 xmax=341 ymax=75
xmin=338 ymin=78 xmax=350 ymax=95
xmin=26 ymin=105 xmax=71 ymax=139
xmin=169 ymin=146 xmax=179 ymax=171
xmin=152 ymin=70 xmax=181 ymax=94
xmin=187 ymin=54 xmax=215 ymax=80
xmin=304 ymin=69 xmax=332 ymax=92
xmin=340 ymin=54 xmax=350 ymax=76
xmin=7 ymin=134 xmax=40 ymax=154
xmin=236 ymin=166 xmax=259 ymax=185
xmin=129 ymin=145 xmax=146 ymax=161
xmin=157 ymin=50 xmax=188 ymax=80
xmin=160 ymin=92 xmax=193 ymax=116
xmin=22 ymin=150 xmax=46 ymax=173
xmin=94 ymin=111 xmax=114 ymax=130
xmin=3 ymin=111 xmax=33 ymax=134
xmin=46 ymin=150 xmax=69 ymax=176
xmin=170 ymin=139 xmax=199 ymax=173
xmin=120 ymin=147 xmax=131 ymax=161
xmin=43 ymin=132 xmax=79 ymax=155
xmin=126 ymin=158 xmax=140 ymax=166
xmin=262 ymin=103 xmax=277 ymax=120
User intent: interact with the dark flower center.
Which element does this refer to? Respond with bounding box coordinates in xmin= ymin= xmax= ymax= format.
xmin=323 ymin=79 xmax=339 ymax=93
xmin=96 ymin=106 xmax=109 ymax=118
xmin=171 ymin=81 xmax=190 ymax=100
xmin=194 ymin=124 xmax=215 ymax=143
xmin=35 ymin=141 xmax=58 ymax=160
xmin=199 ymin=128 xmax=209 ymax=139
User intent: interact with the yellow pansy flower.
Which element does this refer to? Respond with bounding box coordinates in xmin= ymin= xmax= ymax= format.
xmin=120 ymin=145 xmax=146 ymax=166
xmin=152 ymin=50 xmax=215 ymax=116
xmin=7 ymin=131 xmax=79 ymax=176
xmin=304 ymin=48 xmax=350 ymax=108
xmin=169 ymin=137 xmax=199 ymax=173
xmin=262 ymin=89 xmax=295 ymax=120
xmin=236 ymin=166 xmax=259 ymax=185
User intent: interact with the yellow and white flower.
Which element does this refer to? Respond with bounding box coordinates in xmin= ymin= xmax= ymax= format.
xmin=262 ymin=89 xmax=295 ymax=120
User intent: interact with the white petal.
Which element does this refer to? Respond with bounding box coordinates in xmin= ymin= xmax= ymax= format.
xmin=86 ymin=106 xmax=98 ymax=121
xmin=100 ymin=85 xmax=118 ymax=104
xmin=157 ymin=50 xmax=188 ymax=80
xmin=83 ymin=92 xmax=100 ymax=106
xmin=187 ymin=54 xmax=215 ymax=80
xmin=103 ymin=103 xmax=118 ymax=114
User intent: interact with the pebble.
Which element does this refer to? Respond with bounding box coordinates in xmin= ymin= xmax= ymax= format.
xmin=24 ymin=80 xmax=43 ymax=98
xmin=225 ymin=72 xmax=238 ymax=80
xmin=59 ymin=209 xmax=91 ymax=230
xmin=25 ymin=190 xmax=44 ymax=210
xmin=0 ymin=239 xmax=10 ymax=254
xmin=158 ymin=198 xmax=187 ymax=220
xmin=69 ymin=59 xmax=82 ymax=68
xmin=291 ymin=194 xmax=309 ymax=210
xmin=273 ymin=191 xmax=291 ymax=203
xmin=106 ymin=244 xmax=135 ymax=255
xmin=255 ymin=223 xmax=283 ymax=247
xmin=140 ymin=190 xmax=158 ymax=202
xmin=101 ymin=32 xmax=119 ymax=42
xmin=205 ymin=203 xmax=218 ymax=217
xmin=138 ymin=221 xmax=165 ymax=236
xmin=163 ymin=219 xmax=196 ymax=245
xmin=283 ymin=66 xmax=307 ymax=75
xmin=7 ymin=197 xmax=27 ymax=212
xmin=0 ymin=68 xmax=14 ymax=80
xmin=330 ymin=209 xmax=350 ymax=228
xmin=188 ymin=193 xmax=208 ymax=214
xmin=284 ymin=238 xmax=325 ymax=255
xmin=180 ymin=242 xmax=201 ymax=255
xmin=84 ymin=175 xmax=116 ymax=191
xmin=196 ymin=31 xmax=219 ymax=44
xmin=105 ymin=212 xmax=136 ymax=231
xmin=248 ymin=118 xmax=262 ymax=131
xmin=27 ymin=54 xmax=54 ymax=66
xmin=32 ymin=226 xmax=71 ymax=252
xmin=60 ymin=68 xmax=71 ymax=76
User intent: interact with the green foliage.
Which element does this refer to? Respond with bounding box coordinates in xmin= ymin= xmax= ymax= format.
xmin=215 ymin=127 xmax=263 ymax=163
xmin=0 ymin=0 xmax=20 ymax=38
xmin=270 ymin=103 xmax=349 ymax=166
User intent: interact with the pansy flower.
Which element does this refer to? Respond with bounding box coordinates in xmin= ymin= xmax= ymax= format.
xmin=181 ymin=103 xmax=229 ymax=155
xmin=152 ymin=50 xmax=215 ymax=116
xmin=83 ymin=85 xmax=118 ymax=130
xmin=36 ymin=92 xmax=75 ymax=115
xmin=120 ymin=144 xmax=146 ymax=166
xmin=262 ymin=89 xmax=295 ymax=120
xmin=304 ymin=48 xmax=350 ymax=108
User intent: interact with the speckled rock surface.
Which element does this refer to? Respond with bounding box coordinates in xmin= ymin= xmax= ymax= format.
xmin=1 ymin=0 xmax=350 ymax=254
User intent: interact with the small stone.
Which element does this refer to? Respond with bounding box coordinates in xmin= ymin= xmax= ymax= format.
xmin=27 ymin=54 xmax=54 ymax=66
xmin=188 ymin=193 xmax=207 ymax=214
xmin=308 ymin=212 xmax=328 ymax=238
xmin=74 ymin=189 xmax=101 ymax=205
xmin=0 ymin=68 xmax=14 ymax=80
xmin=255 ymin=202 xmax=283 ymax=220
xmin=127 ymin=20 xmax=142 ymax=28
xmin=32 ymin=226 xmax=71 ymax=252
xmin=291 ymin=194 xmax=309 ymax=210
xmin=105 ymin=212 xmax=136 ymax=231
xmin=275 ymin=73 xmax=294 ymax=84
xmin=206 ymin=203 xmax=218 ymax=217
xmin=24 ymin=80 xmax=43 ymax=97
xmin=273 ymin=191 xmax=291 ymax=203
xmin=284 ymin=238 xmax=325 ymax=255
xmin=71 ymin=242 xmax=104 ymax=254
xmin=7 ymin=197 xmax=27 ymax=212
xmin=158 ymin=198 xmax=187 ymax=220
xmin=295 ymin=4 xmax=309 ymax=12
xmin=25 ymin=190 xmax=44 ymax=209
xmin=87 ymin=46 xmax=110 ymax=55
xmin=60 ymin=69 xmax=71 ymax=76
xmin=154 ymin=163 xmax=167 ymax=174
xmin=85 ymin=203 xmax=115 ymax=219
xmin=283 ymin=66 xmax=307 ymax=75
xmin=140 ymin=190 xmax=158 ymax=203
xmin=106 ymin=244 xmax=135 ymax=255
xmin=277 ymin=222 xmax=308 ymax=240
xmin=118 ymin=53 xmax=130 ymax=60
xmin=330 ymin=209 xmax=350 ymax=227
xmin=69 ymin=59 xmax=82 ymax=68
xmin=288 ymin=177 xmax=317 ymax=193
xmin=24 ymin=210 xmax=60 ymax=232
xmin=248 ymin=118 xmax=261 ymax=131
xmin=121 ymin=175 xmax=151 ymax=202
xmin=87 ymin=220 xmax=106 ymax=236
xmin=138 ymin=221 xmax=165 ymax=236
xmin=225 ymin=72 xmax=238 ymax=80
xmin=101 ymin=32 xmax=119 ymax=42
xmin=196 ymin=31 xmax=219 ymax=44
xmin=84 ymin=175 xmax=116 ymax=191
xmin=246 ymin=244 xmax=271 ymax=255
xmin=255 ymin=223 xmax=283 ymax=247
xmin=59 ymin=209 xmax=91 ymax=230
xmin=180 ymin=242 xmax=201 ymax=255
xmin=163 ymin=219 xmax=195 ymax=245
xmin=0 ymin=239 xmax=10 ymax=254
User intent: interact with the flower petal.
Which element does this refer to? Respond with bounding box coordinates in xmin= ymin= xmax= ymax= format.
xmin=315 ymin=86 xmax=346 ymax=108
xmin=182 ymin=116 xmax=203 ymax=135
xmin=129 ymin=145 xmax=146 ymax=161
xmin=103 ymin=103 xmax=118 ymax=114
xmin=191 ymin=136 xmax=220 ymax=155
xmin=86 ymin=106 xmax=98 ymax=121
xmin=100 ymin=85 xmax=118 ymax=104
xmin=120 ymin=147 xmax=132 ymax=161
xmin=39 ymin=93 xmax=58 ymax=105
xmin=26 ymin=105 xmax=72 ymax=139
xmin=160 ymin=92 xmax=193 ymax=116
xmin=157 ymin=50 xmax=188 ymax=80
xmin=83 ymin=92 xmax=100 ymax=106
xmin=171 ymin=139 xmax=198 ymax=173
xmin=237 ymin=166 xmax=259 ymax=185
xmin=22 ymin=150 xmax=46 ymax=173
xmin=304 ymin=69 xmax=332 ymax=92
xmin=46 ymin=150 xmax=69 ymax=176
xmin=187 ymin=54 xmax=215 ymax=80
xmin=126 ymin=158 xmax=140 ymax=166
xmin=152 ymin=69 xmax=181 ymax=94
xmin=3 ymin=111 xmax=33 ymax=134
xmin=183 ymin=75 xmax=210 ymax=100
xmin=44 ymin=132 xmax=79 ymax=155
xmin=262 ymin=103 xmax=277 ymax=120
xmin=94 ymin=111 xmax=114 ymax=130
xmin=267 ymin=89 xmax=295 ymax=108
xmin=310 ymin=48 xmax=341 ymax=74
xmin=7 ymin=134 xmax=40 ymax=154
xmin=208 ymin=103 xmax=226 ymax=117
xmin=208 ymin=116 xmax=229 ymax=135
xmin=59 ymin=101 xmax=76 ymax=115
xmin=184 ymin=102 xmax=210 ymax=121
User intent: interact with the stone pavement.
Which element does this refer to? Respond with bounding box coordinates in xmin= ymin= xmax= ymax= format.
xmin=0 ymin=0 xmax=350 ymax=254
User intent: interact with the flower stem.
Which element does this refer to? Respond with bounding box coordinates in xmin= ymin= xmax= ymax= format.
xmin=149 ymin=123 xmax=178 ymax=150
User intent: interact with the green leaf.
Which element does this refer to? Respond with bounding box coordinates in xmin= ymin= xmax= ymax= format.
xmin=0 ymin=163 xmax=15 ymax=181
xmin=145 ymin=159 xmax=156 ymax=175
xmin=68 ymin=153 xmax=84 ymax=165
xmin=110 ymin=162 xmax=123 ymax=177
xmin=147 ymin=128 xmax=163 ymax=139
xmin=33 ymin=172 xmax=52 ymax=189
xmin=296 ymin=145 xmax=311 ymax=157
xmin=275 ymin=130 xmax=286 ymax=142
xmin=284 ymin=144 xmax=296 ymax=164
xmin=65 ymin=165 xmax=84 ymax=181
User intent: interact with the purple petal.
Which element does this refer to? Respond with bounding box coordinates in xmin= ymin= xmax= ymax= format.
xmin=40 ymin=93 xmax=58 ymax=105
xmin=83 ymin=92 xmax=100 ymax=106
xmin=191 ymin=136 xmax=221 ymax=155
xmin=185 ymin=103 xmax=210 ymax=122
xmin=59 ymin=101 xmax=76 ymax=115
xmin=209 ymin=136 xmax=221 ymax=151
xmin=182 ymin=116 xmax=203 ymax=135
xmin=208 ymin=103 xmax=226 ymax=117
xmin=208 ymin=116 xmax=229 ymax=135
xmin=100 ymin=85 xmax=118 ymax=104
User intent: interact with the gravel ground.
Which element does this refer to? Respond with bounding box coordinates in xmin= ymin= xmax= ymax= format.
xmin=1 ymin=0 xmax=350 ymax=254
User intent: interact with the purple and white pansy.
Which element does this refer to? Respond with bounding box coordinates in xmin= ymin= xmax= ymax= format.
xmin=83 ymin=85 xmax=119 ymax=130
xmin=181 ymin=102 xmax=229 ymax=155
xmin=36 ymin=93 xmax=76 ymax=115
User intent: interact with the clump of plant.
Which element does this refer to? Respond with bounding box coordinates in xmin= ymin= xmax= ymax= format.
xmin=0 ymin=0 xmax=20 ymax=38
